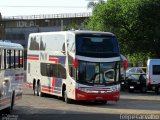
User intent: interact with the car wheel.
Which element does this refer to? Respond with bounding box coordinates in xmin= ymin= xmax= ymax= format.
xmin=141 ymin=86 xmax=147 ymax=93
xmin=129 ymin=89 xmax=134 ymax=93
xmin=155 ymin=86 xmax=160 ymax=95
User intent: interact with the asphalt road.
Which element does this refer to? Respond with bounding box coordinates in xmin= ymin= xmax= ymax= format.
xmin=2 ymin=86 xmax=160 ymax=120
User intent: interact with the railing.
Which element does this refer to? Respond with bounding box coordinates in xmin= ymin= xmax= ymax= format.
xmin=3 ymin=12 xmax=92 ymax=20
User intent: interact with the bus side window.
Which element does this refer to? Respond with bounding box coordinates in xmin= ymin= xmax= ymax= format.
xmin=6 ymin=49 xmax=11 ymax=69
xmin=11 ymin=50 xmax=14 ymax=68
xmin=70 ymin=67 xmax=73 ymax=77
xmin=15 ymin=50 xmax=19 ymax=68
xmin=69 ymin=66 xmax=77 ymax=80
xmin=0 ymin=50 xmax=1 ymax=69
xmin=40 ymin=63 xmax=66 ymax=79
xmin=14 ymin=50 xmax=16 ymax=68
xmin=57 ymin=64 xmax=66 ymax=79
xmin=3 ymin=49 xmax=6 ymax=69
xmin=62 ymin=43 xmax=66 ymax=55
xmin=18 ymin=50 xmax=20 ymax=68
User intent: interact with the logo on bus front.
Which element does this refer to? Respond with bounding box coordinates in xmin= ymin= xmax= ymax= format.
xmin=40 ymin=52 xmax=48 ymax=61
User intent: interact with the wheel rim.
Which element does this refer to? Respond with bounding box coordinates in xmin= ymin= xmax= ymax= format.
xmin=142 ymin=87 xmax=146 ymax=92
xmin=37 ymin=84 xmax=41 ymax=96
xmin=64 ymin=91 xmax=67 ymax=102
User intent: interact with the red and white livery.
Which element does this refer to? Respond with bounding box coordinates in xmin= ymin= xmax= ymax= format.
xmin=27 ymin=31 xmax=121 ymax=103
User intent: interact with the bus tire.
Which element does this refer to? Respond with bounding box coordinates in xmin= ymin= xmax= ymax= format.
xmin=37 ymin=81 xmax=44 ymax=97
xmin=11 ymin=91 xmax=15 ymax=110
xmin=5 ymin=91 xmax=15 ymax=114
xmin=33 ymin=79 xmax=36 ymax=95
xmin=101 ymin=100 xmax=107 ymax=104
xmin=64 ymin=90 xmax=72 ymax=104
xmin=62 ymin=85 xmax=66 ymax=102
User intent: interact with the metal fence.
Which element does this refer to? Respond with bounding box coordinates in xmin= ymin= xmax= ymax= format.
xmin=3 ymin=12 xmax=92 ymax=20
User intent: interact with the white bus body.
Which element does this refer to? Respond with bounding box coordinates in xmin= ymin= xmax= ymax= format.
xmin=0 ymin=41 xmax=24 ymax=112
xmin=27 ymin=31 xmax=121 ymax=103
xmin=147 ymin=59 xmax=160 ymax=94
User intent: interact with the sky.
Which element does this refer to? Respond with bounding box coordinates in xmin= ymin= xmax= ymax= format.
xmin=0 ymin=0 xmax=92 ymax=17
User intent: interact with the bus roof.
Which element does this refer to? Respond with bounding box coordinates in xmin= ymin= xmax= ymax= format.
xmin=71 ymin=30 xmax=115 ymax=36
xmin=0 ymin=41 xmax=23 ymax=49
xmin=29 ymin=30 xmax=115 ymax=36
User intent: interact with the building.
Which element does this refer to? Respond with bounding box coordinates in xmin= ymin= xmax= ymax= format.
xmin=1 ymin=12 xmax=91 ymax=48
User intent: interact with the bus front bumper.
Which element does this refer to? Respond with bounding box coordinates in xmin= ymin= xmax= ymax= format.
xmin=75 ymin=89 xmax=120 ymax=102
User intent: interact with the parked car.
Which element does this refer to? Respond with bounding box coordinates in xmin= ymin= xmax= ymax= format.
xmin=126 ymin=67 xmax=146 ymax=78
xmin=125 ymin=73 xmax=147 ymax=93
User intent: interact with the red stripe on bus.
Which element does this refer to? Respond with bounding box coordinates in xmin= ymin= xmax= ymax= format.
xmin=52 ymin=77 xmax=55 ymax=89
xmin=42 ymin=88 xmax=54 ymax=93
xmin=42 ymin=78 xmax=55 ymax=93
xmin=49 ymin=58 xmax=59 ymax=64
xmin=27 ymin=57 xmax=39 ymax=60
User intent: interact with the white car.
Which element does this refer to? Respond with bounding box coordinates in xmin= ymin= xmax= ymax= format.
xmin=126 ymin=67 xmax=146 ymax=78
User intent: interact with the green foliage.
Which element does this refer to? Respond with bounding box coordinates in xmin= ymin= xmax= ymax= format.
xmin=86 ymin=0 xmax=160 ymax=58
xmin=127 ymin=52 xmax=151 ymax=67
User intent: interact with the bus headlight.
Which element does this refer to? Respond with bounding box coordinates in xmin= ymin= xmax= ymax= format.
xmin=111 ymin=85 xmax=120 ymax=92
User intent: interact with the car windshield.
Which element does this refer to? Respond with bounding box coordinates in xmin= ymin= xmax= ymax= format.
xmin=127 ymin=74 xmax=146 ymax=81
xmin=77 ymin=61 xmax=120 ymax=85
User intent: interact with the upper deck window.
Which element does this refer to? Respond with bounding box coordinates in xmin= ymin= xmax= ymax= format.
xmin=29 ymin=34 xmax=65 ymax=52
xmin=76 ymin=34 xmax=119 ymax=57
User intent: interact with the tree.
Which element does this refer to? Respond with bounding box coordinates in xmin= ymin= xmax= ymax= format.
xmin=87 ymin=0 xmax=105 ymax=10
xmin=86 ymin=0 xmax=160 ymax=58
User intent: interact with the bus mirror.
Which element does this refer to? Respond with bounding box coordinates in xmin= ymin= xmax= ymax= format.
xmin=123 ymin=60 xmax=128 ymax=71
xmin=73 ymin=58 xmax=78 ymax=68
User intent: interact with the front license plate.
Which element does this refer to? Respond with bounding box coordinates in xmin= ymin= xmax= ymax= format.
xmin=130 ymin=86 xmax=134 ymax=89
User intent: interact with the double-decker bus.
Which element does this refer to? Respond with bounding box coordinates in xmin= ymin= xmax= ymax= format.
xmin=27 ymin=31 xmax=121 ymax=103
xmin=0 ymin=41 xmax=24 ymax=113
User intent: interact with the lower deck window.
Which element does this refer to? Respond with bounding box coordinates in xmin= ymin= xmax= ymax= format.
xmin=40 ymin=63 xmax=66 ymax=79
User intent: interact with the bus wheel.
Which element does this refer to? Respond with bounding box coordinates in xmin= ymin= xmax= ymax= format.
xmin=37 ymin=81 xmax=44 ymax=97
xmin=101 ymin=100 xmax=107 ymax=104
xmin=5 ymin=91 xmax=15 ymax=114
xmin=11 ymin=91 xmax=15 ymax=110
xmin=33 ymin=79 xmax=36 ymax=95
xmin=64 ymin=90 xmax=72 ymax=104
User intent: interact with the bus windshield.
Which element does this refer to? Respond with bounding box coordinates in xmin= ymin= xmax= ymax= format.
xmin=77 ymin=61 xmax=120 ymax=85
xmin=76 ymin=34 xmax=119 ymax=57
